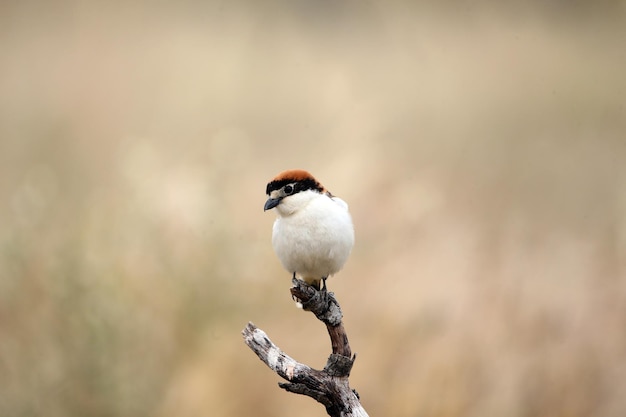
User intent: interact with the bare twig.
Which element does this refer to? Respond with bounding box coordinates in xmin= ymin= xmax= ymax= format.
xmin=242 ymin=278 xmax=368 ymax=417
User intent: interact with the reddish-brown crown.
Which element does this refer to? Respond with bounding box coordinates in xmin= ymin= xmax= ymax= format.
xmin=266 ymin=169 xmax=326 ymax=195
xmin=272 ymin=169 xmax=316 ymax=183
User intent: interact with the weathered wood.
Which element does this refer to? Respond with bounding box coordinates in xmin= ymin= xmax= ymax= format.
xmin=242 ymin=278 xmax=368 ymax=417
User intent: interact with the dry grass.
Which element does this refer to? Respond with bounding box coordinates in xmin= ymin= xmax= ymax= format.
xmin=1 ymin=1 xmax=625 ymax=416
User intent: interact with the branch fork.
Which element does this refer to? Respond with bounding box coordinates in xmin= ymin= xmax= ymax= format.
xmin=242 ymin=278 xmax=368 ymax=417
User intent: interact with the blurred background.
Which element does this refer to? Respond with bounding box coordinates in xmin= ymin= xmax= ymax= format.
xmin=1 ymin=1 xmax=625 ymax=416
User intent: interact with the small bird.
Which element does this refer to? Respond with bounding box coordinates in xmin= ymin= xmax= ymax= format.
xmin=264 ymin=169 xmax=354 ymax=290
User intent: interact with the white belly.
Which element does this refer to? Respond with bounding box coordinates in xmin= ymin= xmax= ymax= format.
xmin=272 ymin=196 xmax=354 ymax=282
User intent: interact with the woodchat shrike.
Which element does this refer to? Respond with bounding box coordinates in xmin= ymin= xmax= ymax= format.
xmin=264 ymin=169 xmax=354 ymax=290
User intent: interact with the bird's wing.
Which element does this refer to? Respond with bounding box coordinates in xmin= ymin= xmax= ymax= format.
xmin=330 ymin=196 xmax=349 ymax=211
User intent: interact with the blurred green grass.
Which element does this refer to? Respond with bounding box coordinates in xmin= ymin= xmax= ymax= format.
xmin=1 ymin=1 xmax=625 ymax=416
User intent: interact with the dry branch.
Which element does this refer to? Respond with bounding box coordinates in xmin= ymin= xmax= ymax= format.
xmin=242 ymin=278 xmax=368 ymax=417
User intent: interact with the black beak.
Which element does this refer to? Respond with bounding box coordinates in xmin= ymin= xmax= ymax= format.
xmin=264 ymin=197 xmax=281 ymax=211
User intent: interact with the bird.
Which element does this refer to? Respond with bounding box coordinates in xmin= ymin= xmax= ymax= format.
xmin=264 ymin=169 xmax=354 ymax=291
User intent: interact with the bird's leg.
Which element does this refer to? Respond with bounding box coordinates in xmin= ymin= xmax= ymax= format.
xmin=291 ymin=272 xmax=299 ymax=303
xmin=321 ymin=277 xmax=328 ymax=292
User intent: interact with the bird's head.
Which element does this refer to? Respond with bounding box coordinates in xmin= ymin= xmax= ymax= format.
xmin=264 ymin=169 xmax=325 ymax=212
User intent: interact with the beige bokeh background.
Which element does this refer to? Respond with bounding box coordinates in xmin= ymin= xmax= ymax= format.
xmin=1 ymin=1 xmax=625 ymax=416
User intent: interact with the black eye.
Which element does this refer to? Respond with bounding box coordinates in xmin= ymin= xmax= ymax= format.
xmin=284 ymin=184 xmax=294 ymax=194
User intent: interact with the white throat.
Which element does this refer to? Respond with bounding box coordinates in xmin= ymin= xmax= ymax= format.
xmin=275 ymin=190 xmax=320 ymax=217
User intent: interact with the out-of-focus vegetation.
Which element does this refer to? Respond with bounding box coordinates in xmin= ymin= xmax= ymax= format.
xmin=1 ymin=1 xmax=625 ymax=416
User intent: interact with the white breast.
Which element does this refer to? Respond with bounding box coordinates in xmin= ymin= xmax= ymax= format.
xmin=271 ymin=191 xmax=354 ymax=283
